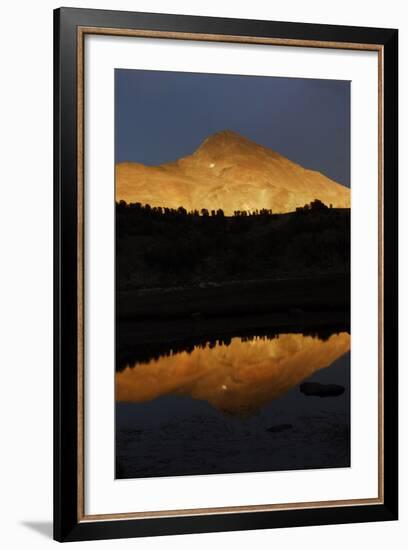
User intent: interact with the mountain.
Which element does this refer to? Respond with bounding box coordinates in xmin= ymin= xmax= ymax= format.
xmin=116 ymin=130 xmax=350 ymax=215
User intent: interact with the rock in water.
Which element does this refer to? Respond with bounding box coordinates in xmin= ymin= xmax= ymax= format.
xmin=300 ymin=382 xmax=345 ymax=397
xmin=266 ymin=423 xmax=293 ymax=433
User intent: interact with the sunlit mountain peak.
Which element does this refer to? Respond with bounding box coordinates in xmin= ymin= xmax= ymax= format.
xmin=116 ymin=130 xmax=350 ymax=215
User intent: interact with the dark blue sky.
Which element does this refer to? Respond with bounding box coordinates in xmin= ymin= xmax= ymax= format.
xmin=115 ymin=69 xmax=350 ymax=187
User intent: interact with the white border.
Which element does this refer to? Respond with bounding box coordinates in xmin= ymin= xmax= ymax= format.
xmin=84 ymin=34 xmax=378 ymax=516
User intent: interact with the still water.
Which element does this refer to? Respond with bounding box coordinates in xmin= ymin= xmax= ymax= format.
xmin=116 ymin=331 xmax=350 ymax=479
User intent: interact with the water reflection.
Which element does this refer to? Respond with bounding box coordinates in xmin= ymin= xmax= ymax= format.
xmin=116 ymin=332 xmax=350 ymax=415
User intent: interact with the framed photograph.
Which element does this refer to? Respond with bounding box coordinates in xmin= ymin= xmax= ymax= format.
xmin=54 ymin=7 xmax=398 ymax=542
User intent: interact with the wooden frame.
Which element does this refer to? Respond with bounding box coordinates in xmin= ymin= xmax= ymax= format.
xmin=54 ymin=7 xmax=398 ymax=542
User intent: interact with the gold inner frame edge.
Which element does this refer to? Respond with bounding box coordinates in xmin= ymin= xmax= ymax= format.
xmin=76 ymin=26 xmax=384 ymax=522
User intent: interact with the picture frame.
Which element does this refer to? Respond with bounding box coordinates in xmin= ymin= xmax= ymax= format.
xmin=54 ymin=7 xmax=398 ymax=542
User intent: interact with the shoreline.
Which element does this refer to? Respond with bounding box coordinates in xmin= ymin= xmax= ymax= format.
xmin=117 ymin=272 xmax=350 ymax=321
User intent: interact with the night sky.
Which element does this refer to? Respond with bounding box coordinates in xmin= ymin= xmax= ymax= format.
xmin=115 ymin=69 xmax=350 ymax=187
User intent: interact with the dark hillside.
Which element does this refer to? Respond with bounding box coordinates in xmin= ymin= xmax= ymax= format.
xmin=116 ymin=200 xmax=350 ymax=291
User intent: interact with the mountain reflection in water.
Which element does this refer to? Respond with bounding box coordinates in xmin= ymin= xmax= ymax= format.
xmin=116 ymin=332 xmax=350 ymax=415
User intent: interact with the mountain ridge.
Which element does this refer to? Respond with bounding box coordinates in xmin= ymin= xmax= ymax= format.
xmin=116 ymin=130 xmax=350 ymax=215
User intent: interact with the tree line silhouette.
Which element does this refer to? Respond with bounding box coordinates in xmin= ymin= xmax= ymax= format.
xmin=116 ymin=199 xmax=350 ymax=291
xmin=117 ymin=198 xmax=336 ymax=220
xmin=116 ymin=326 xmax=345 ymax=371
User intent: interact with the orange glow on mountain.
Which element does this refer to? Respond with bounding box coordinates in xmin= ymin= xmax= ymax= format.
xmin=116 ymin=130 xmax=350 ymax=215
xmin=115 ymin=332 xmax=350 ymax=415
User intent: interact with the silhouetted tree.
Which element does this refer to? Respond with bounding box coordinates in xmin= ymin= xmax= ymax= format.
xmin=177 ymin=206 xmax=187 ymax=216
xmin=310 ymin=199 xmax=328 ymax=211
